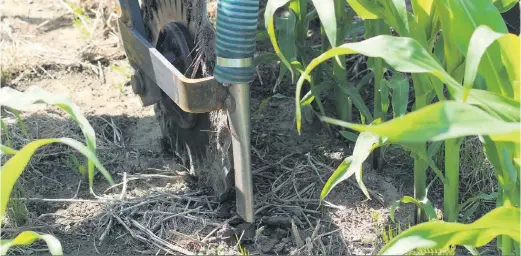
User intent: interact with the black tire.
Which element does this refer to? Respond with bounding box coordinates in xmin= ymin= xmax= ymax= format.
xmin=140 ymin=0 xmax=232 ymax=200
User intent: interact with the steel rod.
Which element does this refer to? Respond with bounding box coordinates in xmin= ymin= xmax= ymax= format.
xmin=227 ymin=84 xmax=254 ymax=222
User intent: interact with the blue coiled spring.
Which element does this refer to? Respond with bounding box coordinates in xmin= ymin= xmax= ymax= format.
xmin=214 ymin=0 xmax=259 ymax=84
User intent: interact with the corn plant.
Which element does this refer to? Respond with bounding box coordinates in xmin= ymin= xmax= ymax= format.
xmin=0 ymin=86 xmax=114 ymax=255
xmin=267 ymin=0 xmax=521 ymax=253
xmin=295 ymin=20 xmax=519 ymax=256
xmin=265 ymin=0 xmax=377 ymax=125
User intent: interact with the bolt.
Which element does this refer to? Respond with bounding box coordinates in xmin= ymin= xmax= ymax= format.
xmin=131 ymin=70 xmax=144 ymax=95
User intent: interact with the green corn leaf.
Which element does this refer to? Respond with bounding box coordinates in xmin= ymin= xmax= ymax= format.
xmin=436 ymin=2 xmax=465 ymax=75
xmin=337 ymin=85 xmax=374 ymax=122
xmin=379 ymin=206 xmax=520 ymax=255
xmin=254 ymin=52 xmax=279 ymax=66
xmin=390 ymin=196 xmax=437 ymax=222
xmin=0 ymin=119 xmax=11 ymax=147
xmin=356 ymin=72 xmax=374 ymax=90
xmin=388 ymin=72 xmax=409 ymax=117
xmin=275 ymin=11 xmax=297 ymax=85
xmin=500 ymin=144 xmax=519 ymax=187
xmin=0 ymin=145 xmax=18 ymax=155
xmin=411 ymin=0 xmax=437 ymax=42
xmin=463 ymin=25 xmax=518 ymax=101
xmin=340 ymin=130 xmax=358 ymax=142
xmin=9 ymin=108 xmax=29 ymax=139
xmin=433 ymin=33 xmax=445 ymax=65
xmin=458 ymin=192 xmax=497 ymax=216
xmin=441 ymin=0 xmax=507 ymax=54
xmin=0 ymin=138 xmax=114 ymax=226
xmin=365 ymin=19 xmax=389 ymax=123
xmin=290 ymin=0 xmax=309 ymax=46
xmin=321 ymin=131 xmax=386 ymax=200
xmin=321 ymin=101 xmax=520 ymax=143
xmin=312 ymin=0 xmax=337 ymax=47
xmin=0 ymin=231 xmax=62 ymax=255
xmin=0 ymin=86 xmax=102 ymax=194
xmin=463 ymin=245 xmax=480 ymax=256
xmin=440 ymin=0 xmax=511 ymax=97
xmin=265 ymin=0 xmax=294 ymax=80
xmin=344 ymin=19 xmax=365 ymax=39
xmin=459 ymin=89 xmax=520 ymax=122
xmin=69 ymin=154 xmax=87 ymax=176
xmin=426 ymin=141 xmax=443 ymax=158
xmin=276 ymin=12 xmax=296 ymax=60
xmin=289 ymin=0 xmax=306 ymax=18
xmin=345 ymin=0 xmax=382 ymax=19
xmin=294 ymin=35 xmax=518 ymax=132
xmin=300 ymin=90 xmax=315 ymax=107
xmin=461 ymin=202 xmax=481 ymax=222
xmin=492 ymin=0 xmax=519 ymax=13
xmin=381 ymin=0 xmax=410 ymax=36
xmin=304 ymin=8 xmax=317 ymax=23
xmin=401 ymin=143 xmax=445 ymax=182
xmin=496 ymin=29 xmax=520 ymax=101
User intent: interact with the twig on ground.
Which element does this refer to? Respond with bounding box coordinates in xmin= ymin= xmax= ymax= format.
xmin=12 ymin=198 xmax=108 ymax=204
xmin=38 ymin=65 xmax=54 ymax=79
xmin=1 ymin=224 xmax=61 ymax=232
xmin=72 ymin=180 xmax=82 ymax=199
xmin=97 ymin=61 xmax=105 ymax=84
xmin=311 ymin=219 xmax=321 ymax=240
xmin=93 ymin=237 xmax=101 ymax=254
xmin=98 ymin=215 xmax=113 ymax=246
xmin=253 ymin=152 xmax=297 ymax=174
xmin=130 ymin=219 xmax=195 ymax=255
xmin=291 ymin=219 xmax=305 ymax=249
xmin=119 ymin=172 xmax=127 ymax=200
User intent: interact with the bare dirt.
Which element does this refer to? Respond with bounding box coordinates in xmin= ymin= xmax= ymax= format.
xmin=0 ymin=0 xmax=420 ymax=255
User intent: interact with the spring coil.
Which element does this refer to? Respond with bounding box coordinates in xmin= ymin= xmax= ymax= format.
xmin=214 ymin=0 xmax=259 ymax=84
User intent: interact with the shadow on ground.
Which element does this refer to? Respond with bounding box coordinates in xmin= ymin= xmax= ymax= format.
xmin=1 ymin=94 xmax=408 ymax=255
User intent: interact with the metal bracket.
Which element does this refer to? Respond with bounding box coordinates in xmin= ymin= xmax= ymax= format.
xmin=116 ymin=0 xmax=227 ymax=113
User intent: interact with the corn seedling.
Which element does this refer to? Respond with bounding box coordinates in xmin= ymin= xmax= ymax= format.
xmin=0 ymin=86 xmax=114 ymax=255
xmin=62 ymin=0 xmax=93 ymax=38
xmin=110 ymin=63 xmax=133 ymax=93
xmin=6 ymin=181 xmax=28 ymax=227
xmin=235 ymin=234 xmax=251 ymax=256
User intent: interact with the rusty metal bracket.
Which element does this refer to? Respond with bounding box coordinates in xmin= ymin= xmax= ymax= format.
xmin=116 ymin=0 xmax=227 ymax=113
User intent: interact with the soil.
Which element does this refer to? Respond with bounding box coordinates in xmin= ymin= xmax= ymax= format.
xmin=1 ymin=0 xmax=429 ymax=255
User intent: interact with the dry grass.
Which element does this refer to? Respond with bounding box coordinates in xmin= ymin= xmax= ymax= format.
xmin=2 ymin=100 xmax=372 ymax=255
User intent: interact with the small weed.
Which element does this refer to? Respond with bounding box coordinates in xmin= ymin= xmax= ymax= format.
xmin=236 ymin=234 xmax=251 ymax=256
xmin=110 ymin=63 xmax=132 ymax=77
xmin=64 ymin=0 xmax=92 ymax=38
xmin=110 ymin=63 xmax=132 ymax=93
xmin=7 ymin=181 xmax=28 ymax=227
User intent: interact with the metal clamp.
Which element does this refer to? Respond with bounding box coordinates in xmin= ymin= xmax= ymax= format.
xmin=216 ymin=57 xmax=253 ymax=68
xmin=118 ymin=19 xmax=227 ymax=113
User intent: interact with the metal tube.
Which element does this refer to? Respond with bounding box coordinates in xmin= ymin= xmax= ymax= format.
xmin=227 ymin=83 xmax=254 ymax=222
